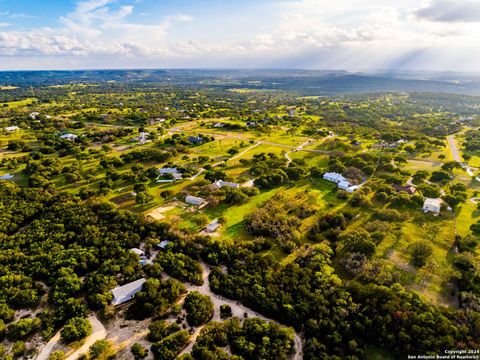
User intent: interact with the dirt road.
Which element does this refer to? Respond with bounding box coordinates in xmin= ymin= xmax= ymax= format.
xmin=174 ymin=261 xmax=303 ymax=359
xmin=65 ymin=314 xmax=107 ymax=360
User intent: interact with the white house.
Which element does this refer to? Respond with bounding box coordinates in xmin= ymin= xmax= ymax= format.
xmin=423 ymin=198 xmax=442 ymax=213
xmin=135 ymin=132 xmax=150 ymax=144
xmin=338 ymin=180 xmax=351 ymax=190
xmin=156 ymin=240 xmax=170 ymax=250
xmin=158 ymin=167 xmax=183 ymax=180
xmin=130 ymin=248 xmax=145 ymax=256
xmin=4 ymin=126 xmax=19 ymax=132
xmin=111 ymin=278 xmax=146 ymax=306
xmin=60 ymin=133 xmax=78 ymax=141
xmin=323 ymin=172 xmax=347 ymax=184
xmin=324 ymin=172 xmax=360 ymax=192
xmin=185 ymin=195 xmax=206 ymax=206
xmin=345 ymin=185 xmax=360 ymax=193
xmin=205 ymin=219 xmax=220 ymax=233
xmin=29 ymin=112 xmax=40 ymax=119
xmin=213 ymin=180 xmax=240 ymax=189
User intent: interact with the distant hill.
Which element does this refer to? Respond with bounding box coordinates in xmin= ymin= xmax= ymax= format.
xmin=2 ymin=69 xmax=480 ymax=95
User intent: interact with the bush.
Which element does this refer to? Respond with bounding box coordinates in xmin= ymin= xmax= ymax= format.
xmin=183 ymin=291 xmax=214 ymax=326
xmin=409 ymin=241 xmax=433 ymax=268
xmin=6 ymin=318 xmax=41 ymax=340
xmin=48 ymin=351 xmax=65 ymax=360
xmin=220 ymin=304 xmax=232 ymax=319
xmin=60 ymin=317 xmax=92 ymax=343
xmin=131 ymin=343 xmax=147 ymax=359
xmin=148 ymin=320 xmax=180 ymax=342
xmin=89 ymin=340 xmax=111 ymax=359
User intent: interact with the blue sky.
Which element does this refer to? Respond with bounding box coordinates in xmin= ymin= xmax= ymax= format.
xmin=0 ymin=0 xmax=480 ymax=71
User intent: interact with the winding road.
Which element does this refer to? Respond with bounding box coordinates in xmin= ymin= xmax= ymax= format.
xmin=170 ymin=261 xmax=303 ymax=359
xmin=35 ymin=314 xmax=106 ymax=360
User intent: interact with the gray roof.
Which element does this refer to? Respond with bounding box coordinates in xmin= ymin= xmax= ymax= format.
xmin=111 ymin=278 xmax=146 ymax=305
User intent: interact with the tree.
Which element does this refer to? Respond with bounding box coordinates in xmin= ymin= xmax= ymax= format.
xmin=409 ymin=241 xmax=433 ymax=268
xmin=135 ymin=192 xmax=153 ymax=205
xmin=131 ymin=343 xmax=147 ymax=359
xmin=220 ymin=304 xmax=232 ymax=319
xmin=184 ymin=291 xmax=214 ymax=326
xmin=60 ymin=317 xmax=92 ymax=343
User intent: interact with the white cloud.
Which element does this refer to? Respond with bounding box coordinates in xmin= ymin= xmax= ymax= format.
xmin=0 ymin=0 xmax=479 ymax=71
xmin=414 ymin=0 xmax=480 ymax=22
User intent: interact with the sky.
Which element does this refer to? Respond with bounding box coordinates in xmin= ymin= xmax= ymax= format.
xmin=0 ymin=0 xmax=479 ymax=71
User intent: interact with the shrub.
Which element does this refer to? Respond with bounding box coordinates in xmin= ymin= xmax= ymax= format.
xmin=60 ymin=317 xmax=92 ymax=343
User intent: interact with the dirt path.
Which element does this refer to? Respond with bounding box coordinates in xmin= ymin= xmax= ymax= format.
xmin=65 ymin=314 xmax=107 ymax=360
xmin=173 ymin=261 xmax=303 ymax=359
xmin=285 ymin=139 xmax=312 ymax=166
xmin=35 ymin=331 xmax=62 ymax=360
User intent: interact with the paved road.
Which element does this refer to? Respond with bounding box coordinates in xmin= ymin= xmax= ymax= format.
xmin=447 ymin=134 xmax=480 ymax=180
xmin=447 ymin=134 xmax=462 ymax=162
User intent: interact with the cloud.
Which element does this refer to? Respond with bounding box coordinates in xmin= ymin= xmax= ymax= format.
xmin=0 ymin=11 xmax=35 ymax=19
xmin=0 ymin=22 xmax=11 ymax=27
xmin=414 ymin=0 xmax=480 ymax=22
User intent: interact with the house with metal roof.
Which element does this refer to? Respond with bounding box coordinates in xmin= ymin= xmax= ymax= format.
xmin=185 ymin=195 xmax=206 ymax=206
xmin=205 ymin=219 xmax=220 ymax=233
xmin=323 ymin=172 xmax=347 ymax=184
xmin=423 ymin=198 xmax=442 ymax=213
xmin=213 ymin=180 xmax=240 ymax=189
xmin=111 ymin=278 xmax=146 ymax=306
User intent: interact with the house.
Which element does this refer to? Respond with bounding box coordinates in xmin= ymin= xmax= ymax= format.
xmin=338 ymin=180 xmax=351 ymax=190
xmin=213 ymin=180 xmax=240 ymax=189
xmin=393 ymin=184 xmax=416 ymax=195
xmin=423 ymin=198 xmax=442 ymax=213
xmin=205 ymin=219 xmax=220 ymax=233
xmin=346 ymin=185 xmax=360 ymax=193
xmin=60 ymin=133 xmax=78 ymax=141
xmin=289 ymin=109 xmax=296 ymax=117
xmin=130 ymin=248 xmax=145 ymax=256
xmin=324 ymin=172 xmax=360 ymax=193
xmin=111 ymin=278 xmax=146 ymax=306
xmin=135 ymin=132 xmax=149 ymax=144
xmin=188 ymin=136 xmax=203 ymax=144
xmin=156 ymin=240 xmax=170 ymax=250
xmin=185 ymin=195 xmax=206 ymax=206
xmin=150 ymin=118 xmax=166 ymax=125
xmin=4 ymin=126 xmax=19 ymax=131
xmin=158 ymin=167 xmax=183 ymax=180
xmin=29 ymin=112 xmax=40 ymax=119
xmin=213 ymin=122 xmax=225 ymax=128
xmin=323 ymin=172 xmax=348 ymax=184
